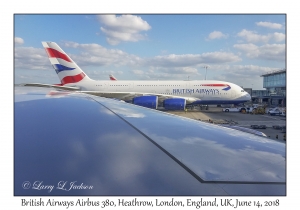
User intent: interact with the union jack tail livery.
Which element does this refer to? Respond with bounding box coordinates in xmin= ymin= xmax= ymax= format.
xmin=109 ymin=74 xmax=117 ymax=81
xmin=42 ymin=42 xmax=92 ymax=85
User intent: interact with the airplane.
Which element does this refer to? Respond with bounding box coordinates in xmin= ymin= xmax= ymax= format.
xmin=109 ymin=74 xmax=117 ymax=81
xmin=25 ymin=41 xmax=251 ymax=110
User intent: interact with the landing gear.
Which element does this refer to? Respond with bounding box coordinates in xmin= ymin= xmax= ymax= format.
xmin=199 ymin=105 xmax=209 ymax=110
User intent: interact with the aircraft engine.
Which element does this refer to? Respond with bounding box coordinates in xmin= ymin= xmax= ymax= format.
xmin=163 ymin=98 xmax=186 ymax=110
xmin=132 ymin=96 xmax=158 ymax=109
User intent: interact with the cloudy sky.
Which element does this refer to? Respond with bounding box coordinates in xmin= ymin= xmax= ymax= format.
xmin=14 ymin=14 xmax=285 ymax=89
xmin=4 ymin=0 xmax=300 ymax=207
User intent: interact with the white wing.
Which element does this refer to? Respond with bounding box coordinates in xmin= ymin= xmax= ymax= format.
xmin=20 ymin=83 xmax=80 ymax=91
xmin=80 ymin=91 xmax=200 ymax=104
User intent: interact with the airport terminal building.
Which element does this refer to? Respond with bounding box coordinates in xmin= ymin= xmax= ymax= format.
xmin=251 ymin=69 xmax=286 ymax=106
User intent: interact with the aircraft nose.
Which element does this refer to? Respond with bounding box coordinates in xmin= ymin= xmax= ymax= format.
xmin=246 ymin=93 xmax=251 ymax=101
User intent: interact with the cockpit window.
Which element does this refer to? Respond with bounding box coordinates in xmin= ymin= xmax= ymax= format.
xmin=241 ymin=90 xmax=244 ymax=92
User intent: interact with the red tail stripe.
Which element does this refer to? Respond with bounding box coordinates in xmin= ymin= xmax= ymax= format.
xmin=61 ymin=73 xmax=85 ymax=85
xmin=45 ymin=48 xmax=72 ymax=63
xmin=202 ymin=84 xmax=228 ymax=86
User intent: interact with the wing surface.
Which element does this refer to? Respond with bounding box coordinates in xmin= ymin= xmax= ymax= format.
xmin=17 ymin=84 xmax=200 ymax=103
xmin=15 ymin=86 xmax=285 ymax=195
xmin=19 ymin=83 xmax=80 ymax=91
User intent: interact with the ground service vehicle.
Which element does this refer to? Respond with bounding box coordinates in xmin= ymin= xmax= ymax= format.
xmin=222 ymin=107 xmax=241 ymax=112
xmin=268 ymin=108 xmax=282 ymax=116
xmin=252 ymin=105 xmax=267 ymax=115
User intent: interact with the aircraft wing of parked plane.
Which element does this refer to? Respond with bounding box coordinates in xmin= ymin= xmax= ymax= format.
xmin=81 ymin=90 xmax=200 ymax=107
xmin=21 ymin=82 xmax=80 ymax=91
xmin=14 ymin=86 xmax=286 ymax=196
xmin=20 ymin=41 xmax=251 ymax=110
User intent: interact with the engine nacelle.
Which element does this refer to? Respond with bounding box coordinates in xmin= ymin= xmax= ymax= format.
xmin=163 ymin=98 xmax=186 ymax=110
xmin=132 ymin=96 xmax=158 ymax=109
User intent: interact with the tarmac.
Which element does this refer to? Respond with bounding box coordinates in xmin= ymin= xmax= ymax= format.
xmin=163 ymin=106 xmax=286 ymax=142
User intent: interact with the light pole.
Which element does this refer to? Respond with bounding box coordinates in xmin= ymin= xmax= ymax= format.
xmin=203 ymin=66 xmax=208 ymax=80
xmin=251 ymin=84 xmax=253 ymax=103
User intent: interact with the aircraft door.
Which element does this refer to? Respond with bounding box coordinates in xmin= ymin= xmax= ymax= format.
xmin=231 ymin=89 xmax=236 ymax=99
xmin=186 ymin=82 xmax=191 ymax=96
xmin=103 ymin=83 xmax=107 ymax=90
xmin=129 ymin=82 xmax=134 ymax=89
xmin=196 ymin=83 xmax=204 ymax=99
xmin=186 ymin=82 xmax=190 ymax=89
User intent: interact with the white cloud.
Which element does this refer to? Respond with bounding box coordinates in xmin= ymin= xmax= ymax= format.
xmin=130 ymin=70 xmax=198 ymax=81
xmin=182 ymin=67 xmax=198 ymax=73
xmin=14 ymin=41 xmax=142 ymax=72
xmin=237 ymin=29 xmax=285 ymax=43
xmin=147 ymin=52 xmax=241 ymax=67
xmin=237 ymin=29 xmax=269 ymax=43
xmin=233 ymin=43 xmax=259 ymax=56
xmin=273 ymin=32 xmax=285 ymax=42
xmin=131 ymin=70 xmax=144 ymax=75
xmin=16 ymin=41 xmax=241 ymax=76
xmin=155 ymin=67 xmax=198 ymax=74
xmin=207 ymin=31 xmax=228 ymax=40
xmin=14 ymin=47 xmax=49 ymax=70
xmin=15 ymin=37 xmax=24 ymax=45
xmin=212 ymin=65 xmax=281 ymax=89
xmin=14 ymin=41 xmax=281 ymax=90
xmin=15 ymin=40 xmax=282 ymax=89
xmin=215 ymin=64 xmax=277 ymax=76
xmin=64 ymin=42 xmax=241 ymax=69
xmin=131 ymin=64 xmax=282 ymax=88
xmin=130 ymin=66 xmax=201 ymax=81
xmin=256 ymin=21 xmax=283 ymax=29
xmin=62 ymin=41 xmax=143 ymax=67
xmin=97 ymin=15 xmax=151 ymax=45
xmin=234 ymin=43 xmax=285 ymax=61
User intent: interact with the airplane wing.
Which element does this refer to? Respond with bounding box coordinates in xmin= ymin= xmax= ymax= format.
xmin=19 ymin=83 xmax=80 ymax=91
xmin=15 ymin=86 xmax=285 ymax=196
xmin=17 ymin=84 xmax=200 ymax=104
xmin=81 ymin=90 xmax=200 ymax=103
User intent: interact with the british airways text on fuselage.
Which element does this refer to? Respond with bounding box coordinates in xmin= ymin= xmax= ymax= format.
xmin=173 ymin=88 xmax=220 ymax=95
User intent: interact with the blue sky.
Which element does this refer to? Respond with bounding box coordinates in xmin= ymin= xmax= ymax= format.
xmin=14 ymin=14 xmax=286 ymax=89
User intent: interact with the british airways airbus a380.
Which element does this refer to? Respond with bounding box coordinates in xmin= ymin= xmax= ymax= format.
xmin=25 ymin=42 xmax=251 ymax=110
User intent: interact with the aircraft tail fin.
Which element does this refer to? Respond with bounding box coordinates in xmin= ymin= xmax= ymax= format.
xmin=42 ymin=42 xmax=92 ymax=85
xmin=109 ymin=74 xmax=117 ymax=81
